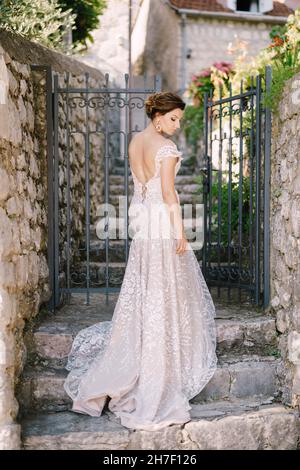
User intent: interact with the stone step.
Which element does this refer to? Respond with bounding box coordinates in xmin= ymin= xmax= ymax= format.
xmin=112 ymin=166 xmax=194 ymax=176
xmin=72 ymin=254 xmax=265 ymax=286
xmin=79 ymin=239 xmax=130 ymax=263
xmin=21 ymin=399 xmax=299 ymax=449
xmin=101 ymin=193 xmax=198 ymax=207
xmin=107 ymin=193 xmax=200 ymax=208
xmin=90 ymin=215 xmax=203 ymax=234
xmin=30 ymin=305 xmax=278 ymax=369
xmin=75 ymin=261 xmax=126 ymax=287
xmin=113 ymin=157 xmax=129 ymax=168
xmin=108 ymin=183 xmax=200 ymax=196
xmin=78 ymin=236 xmax=204 ymax=262
xmin=110 ymin=174 xmax=199 ymax=186
xmin=17 ymin=356 xmax=280 ymax=414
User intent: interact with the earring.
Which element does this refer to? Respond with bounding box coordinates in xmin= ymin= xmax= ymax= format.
xmin=156 ymin=121 xmax=162 ymax=133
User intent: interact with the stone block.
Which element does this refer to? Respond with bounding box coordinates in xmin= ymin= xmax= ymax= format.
xmin=288 ymin=331 xmax=300 ymax=365
xmin=21 ymin=405 xmax=299 ymax=450
xmin=0 ymin=167 xmax=10 ymax=202
xmin=184 ymin=406 xmax=299 ymax=450
xmin=0 ymin=424 xmax=20 ymax=450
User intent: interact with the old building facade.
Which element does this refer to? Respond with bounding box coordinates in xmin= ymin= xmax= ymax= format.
xmin=132 ymin=0 xmax=298 ymax=93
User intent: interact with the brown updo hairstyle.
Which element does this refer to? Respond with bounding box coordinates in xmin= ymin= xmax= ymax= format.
xmin=144 ymin=92 xmax=186 ymax=120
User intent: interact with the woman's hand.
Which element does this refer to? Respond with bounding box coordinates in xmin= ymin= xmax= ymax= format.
xmin=176 ymin=235 xmax=188 ymax=255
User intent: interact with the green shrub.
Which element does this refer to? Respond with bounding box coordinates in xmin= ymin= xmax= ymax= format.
xmin=58 ymin=0 xmax=107 ymax=50
xmin=0 ymin=0 xmax=75 ymax=51
xmin=194 ymin=173 xmax=253 ymax=246
xmin=182 ymin=104 xmax=204 ymax=147
xmin=0 ymin=0 xmax=107 ymax=52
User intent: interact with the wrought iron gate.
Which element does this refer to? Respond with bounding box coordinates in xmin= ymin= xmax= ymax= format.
xmin=201 ymin=66 xmax=272 ymax=307
xmin=49 ymin=72 xmax=161 ymax=310
xmin=39 ymin=63 xmax=271 ymax=312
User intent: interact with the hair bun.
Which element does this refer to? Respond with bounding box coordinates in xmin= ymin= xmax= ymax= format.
xmin=144 ymin=92 xmax=185 ymax=119
xmin=145 ymin=96 xmax=155 ymax=112
xmin=145 ymin=95 xmax=157 ymax=118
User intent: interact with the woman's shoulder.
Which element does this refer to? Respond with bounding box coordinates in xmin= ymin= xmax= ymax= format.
xmin=157 ymin=139 xmax=181 ymax=156
xmin=160 ymin=138 xmax=176 ymax=148
xmin=156 ymin=138 xmax=179 ymax=154
xmin=155 ymin=141 xmax=183 ymax=167
xmin=129 ymin=134 xmax=179 ymax=156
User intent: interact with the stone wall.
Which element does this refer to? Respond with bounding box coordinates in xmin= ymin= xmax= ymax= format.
xmin=52 ymin=73 xmax=107 ymax=296
xmin=0 ymin=30 xmax=106 ymax=449
xmin=270 ymin=71 xmax=300 ymax=409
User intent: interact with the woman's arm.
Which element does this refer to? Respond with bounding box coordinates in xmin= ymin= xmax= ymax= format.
xmin=160 ymin=156 xmax=188 ymax=253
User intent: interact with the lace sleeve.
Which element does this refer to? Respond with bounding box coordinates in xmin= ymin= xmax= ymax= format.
xmin=155 ymin=144 xmax=183 ymax=172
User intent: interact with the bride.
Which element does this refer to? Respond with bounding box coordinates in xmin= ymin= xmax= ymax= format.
xmin=63 ymin=92 xmax=217 ymax=431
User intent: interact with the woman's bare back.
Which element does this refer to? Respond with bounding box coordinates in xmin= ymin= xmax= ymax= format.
xmin=128 ymin=132 xmax=176 ymax=185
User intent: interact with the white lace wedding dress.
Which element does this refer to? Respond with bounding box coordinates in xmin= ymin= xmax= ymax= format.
xmin=64 ymin=143 xmax=217 ymax=431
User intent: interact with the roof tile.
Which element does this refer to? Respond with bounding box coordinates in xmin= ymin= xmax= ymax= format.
xmin=169 ymin=0 xmax=294 ymax=16
xmin=169 ymin=0 xmax=233 ymax=12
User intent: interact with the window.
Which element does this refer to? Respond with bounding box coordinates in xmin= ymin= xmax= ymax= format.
xmin=227 ymin=0 xmax=273 ymax=13
xmin=236 ymin=0 xmax=259 ymax=12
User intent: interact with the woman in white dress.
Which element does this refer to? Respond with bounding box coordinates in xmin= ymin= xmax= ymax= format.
xmin=64 ymin=92 xmax=217 ymax=431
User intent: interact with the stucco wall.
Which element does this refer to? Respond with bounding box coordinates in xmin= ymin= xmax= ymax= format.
xmin=133 ymin=0 xmax=180 ymax=92
xmin=74 ymin=0 xmax=130 ymax=86
xmin=185 ymin=16 xmax=272 ymax=81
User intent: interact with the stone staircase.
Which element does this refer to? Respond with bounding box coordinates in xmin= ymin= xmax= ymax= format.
xmin=16 ymin=155 xmax=300 ymax=450
xmin=17 ymin=297 xmax=299 ymax=450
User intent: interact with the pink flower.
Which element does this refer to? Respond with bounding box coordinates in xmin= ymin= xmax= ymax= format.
xmin=199 ymin=68 xmax=211 ymax=77
xmin=213 ymin=61 xmax=233 ymax=73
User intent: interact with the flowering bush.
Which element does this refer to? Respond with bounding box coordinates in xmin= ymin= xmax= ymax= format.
xmin=183 ymin=62 xmax=234 ymax=147
xmin=227 ymin=7 xmax=300 ymax=111
xmin=226 ymin=36 xmax=266 ymax=94
xmin=268 ymin=10 xmax=300 ymax=68
xmin=188 ymin=61 xmax=234 ymax=106
xmin=188 ymin=69 xmax=211 ymax=105
xmin=183 ymin=7 xmax=300 ymax=141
